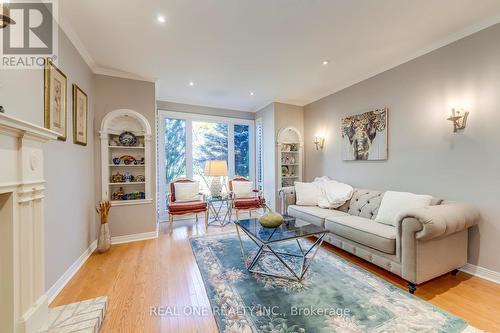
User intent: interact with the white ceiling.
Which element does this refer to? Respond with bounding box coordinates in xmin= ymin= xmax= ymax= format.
xmin=60 ymin=0 xmax=500 ymax=112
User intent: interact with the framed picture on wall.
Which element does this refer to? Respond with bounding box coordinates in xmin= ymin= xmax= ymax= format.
xmin=44 ymin=59 xmax=68 ymax=141
xmin=341 ymin=108 xmax=388 ymax=161
xmin=72 ymin=84 xmax=88 ymax=146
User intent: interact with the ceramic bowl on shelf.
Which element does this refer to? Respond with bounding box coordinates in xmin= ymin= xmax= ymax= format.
xmin=121 ymin=155 xmax=136 ymax=165
xmin=112 ymin=157 xmax=121 ymax=165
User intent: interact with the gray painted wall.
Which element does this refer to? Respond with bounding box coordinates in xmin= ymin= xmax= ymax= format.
xmin=0 ymin=29 xmax=97 ymax=290
xmin=94 ymin=75 xmax=157 ymax=237
xmin=303 ymin=23 xmax=500 ymax=273
xmin=157 ymin=100 xmax=255 ymax=120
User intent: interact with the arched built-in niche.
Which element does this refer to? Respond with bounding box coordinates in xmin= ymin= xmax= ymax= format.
xmin=276 ymin=127 xmax=303 ymax=188
xmin=100 ymin=109 xmax=152 ymax=206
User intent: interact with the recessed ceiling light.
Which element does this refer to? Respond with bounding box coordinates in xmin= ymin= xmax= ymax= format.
xmin=250 ymin=92 xmax=255 ymax=96
xmin=157 ymin=15 xmax=166 ymax=23
xmin=322 ymin=60 xmax=329 ymax=65
xmin=189 ymin=81 xmax=194 ymax=86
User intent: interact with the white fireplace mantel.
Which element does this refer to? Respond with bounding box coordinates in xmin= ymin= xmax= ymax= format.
xmin=0 ymin=113 xmax=57 ymax=333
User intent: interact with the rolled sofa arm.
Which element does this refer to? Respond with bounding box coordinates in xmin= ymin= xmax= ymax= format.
xmin=397 ymin=201 xmax=480 ymax=241
xmin=278 ymin=186 xmax=296 ymax=216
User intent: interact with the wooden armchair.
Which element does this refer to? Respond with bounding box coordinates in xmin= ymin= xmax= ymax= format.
xmin=228 ymin=177 xmax=266 ymax=220
xmin=167 ymin=178 xmax=208 ymax=227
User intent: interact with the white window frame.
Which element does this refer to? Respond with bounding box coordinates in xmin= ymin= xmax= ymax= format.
xmin=157 ymin=110 xmax=255 ymax=221
xmin=255 ymin=117 xmax=264 ymax=191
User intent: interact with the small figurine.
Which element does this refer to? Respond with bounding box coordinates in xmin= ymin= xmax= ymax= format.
xmin=123 ymin=172 xmax=134 ymax=182
xmin=135 ymin=174 xmax=145 ymax=182
xmin=111 ymin=187 xmax=125 ymax=200
xmin=111 ymin=172 xmax=124 ymax=183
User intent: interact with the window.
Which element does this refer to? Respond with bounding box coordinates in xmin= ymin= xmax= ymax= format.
xmin=192 ymin=121 xmax=229 ymax=193
xmin=234 ymin=124 xmax=250 ymax=177
xmin=165 ymin=118 xmax=186 ymax=187
xmin=157 ymin=111 xmax=255 ymax=220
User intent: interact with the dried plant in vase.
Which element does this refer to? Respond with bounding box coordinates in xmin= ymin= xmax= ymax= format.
xmin=96 ymin=201 xmax=111 ymax=253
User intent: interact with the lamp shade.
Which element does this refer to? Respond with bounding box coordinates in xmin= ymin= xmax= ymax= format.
xmin=204 ymin=160 xmax=228 ymax=177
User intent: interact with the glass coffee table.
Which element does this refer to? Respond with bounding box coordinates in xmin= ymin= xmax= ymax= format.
xmin=235 ymin=217 xmax=327 ymax=281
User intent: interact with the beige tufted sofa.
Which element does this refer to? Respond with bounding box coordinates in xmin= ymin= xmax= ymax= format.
xmin=279 ymin=187 xmax=479 ymax=293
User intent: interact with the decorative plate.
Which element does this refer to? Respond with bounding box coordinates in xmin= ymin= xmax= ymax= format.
xmin=119 ymin=131 xmax=137 ymax=146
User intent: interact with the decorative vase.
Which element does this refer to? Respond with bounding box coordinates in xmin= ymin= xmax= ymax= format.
xmin=96 ymin=201 xmax=111 ymax=253
xmin=97 ymin=223 xmax=111 ymax=253
xmin=259 ymin=206 xmax=284 ymax=228
xmin=210 ymin=177 xmax=222 ymax=197
xmin=112 ymin=157 xmax=121 ymax=165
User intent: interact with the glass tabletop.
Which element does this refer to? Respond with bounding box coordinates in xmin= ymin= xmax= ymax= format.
xmin=235 ymin=218 xmax=327 ymax=244
xmin=206 ymin=195 xmax=231 ymax=202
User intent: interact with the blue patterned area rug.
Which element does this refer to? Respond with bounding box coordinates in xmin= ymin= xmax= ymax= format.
xmin=191 ymin=232 xmax=482 ymax=333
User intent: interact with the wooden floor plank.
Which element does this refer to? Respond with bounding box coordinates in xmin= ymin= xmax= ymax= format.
xmin=51 ymin=219 xmax=500 ymax=332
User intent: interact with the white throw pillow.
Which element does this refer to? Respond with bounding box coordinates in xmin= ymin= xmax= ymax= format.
xmin=174 ymin=182 xmax=200 ymax=202
xmin=375 ymin=191 xmax=433 ymax=226
xmin=232 ymin=181 xmax=254 ymax=198
xmin=315 ymin=180 xmax=354 ymax=209
xmin=294 ymin=182 xmax=322 ymax=206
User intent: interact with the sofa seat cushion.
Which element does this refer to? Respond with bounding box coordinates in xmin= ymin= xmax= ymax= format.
xmin=325 ymin=216 xmax=396 ymax=254
xmin=288 ymin=205 xmax=349 ymax=227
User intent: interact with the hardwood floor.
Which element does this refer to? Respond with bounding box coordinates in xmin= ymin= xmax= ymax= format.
xmin=52 ymin=219 xmax=500 ymax=333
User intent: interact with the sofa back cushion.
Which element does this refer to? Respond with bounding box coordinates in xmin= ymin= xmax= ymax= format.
xmin=375 ymin=191 xmax=433 ymax=226
xmin=338 ymin=189 xmax=385 ymax=220
xmin=294 ymin=182 xmax=323 ymax=206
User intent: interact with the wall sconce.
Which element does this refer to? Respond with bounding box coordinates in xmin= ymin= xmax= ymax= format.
xmin=313 ymin=136 xmax=325 ymax=150
xmin=0 ymin=2 xmax=16 ymax=29
xmin=446 ymin=108 xmax=469 ymax=133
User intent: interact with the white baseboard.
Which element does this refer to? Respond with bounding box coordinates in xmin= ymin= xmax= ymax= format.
xmin=46 ymin=229 xmax=159 ymax=304
xmin=460 ymin=263 xmax=500 ymax=284
xmin=111 ymin=230 xmax=158 ymax=245
xmin=47 ymin=240 xmax=97 ymax=304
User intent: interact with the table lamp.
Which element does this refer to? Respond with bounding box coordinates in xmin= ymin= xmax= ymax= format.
xmin=204 ymin=160 xmax=227 ymax=197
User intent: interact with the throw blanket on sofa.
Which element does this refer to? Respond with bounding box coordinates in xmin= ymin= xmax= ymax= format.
xmin=313 ymin=176 xmax=354 ymax=209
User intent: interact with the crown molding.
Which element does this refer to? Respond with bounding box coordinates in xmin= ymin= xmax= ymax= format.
xmin=93 ymin=66 xmax=156 ymax=83
xmin=305 ymin=13 xmax=500 ymax=106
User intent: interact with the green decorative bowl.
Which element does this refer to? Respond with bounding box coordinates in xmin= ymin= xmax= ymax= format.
xmin=259 ymin=208 xmax=284 ymax=228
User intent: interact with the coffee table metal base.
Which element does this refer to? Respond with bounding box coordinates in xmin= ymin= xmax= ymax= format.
xmin=236 ymin=224 xmax=326 ymax=281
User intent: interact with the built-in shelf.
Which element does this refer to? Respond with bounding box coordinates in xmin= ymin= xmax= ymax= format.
xmin=110 ymin=198 xmax=153 ymax=207
xmin=100 ymin=109 xmax=152 ymax=204
xmin=108 ymin=164 xmax=145 ymax=167
xmin=108 ymin=146 xmax=145 ymax=149
xmin=277 ymin=127 xmax=303 ymax=189
xmin=109 ymin=182 xmax=146 ymax=186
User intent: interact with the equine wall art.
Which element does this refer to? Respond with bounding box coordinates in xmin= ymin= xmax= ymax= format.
xmin=341 ymin=108 xmax=388 ymax=161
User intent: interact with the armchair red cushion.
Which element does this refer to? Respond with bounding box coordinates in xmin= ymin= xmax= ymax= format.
xmin=234 ymin=197 xmax=265 ymax=209
xmin=169 ymin=201 xmax=207 ymax=213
